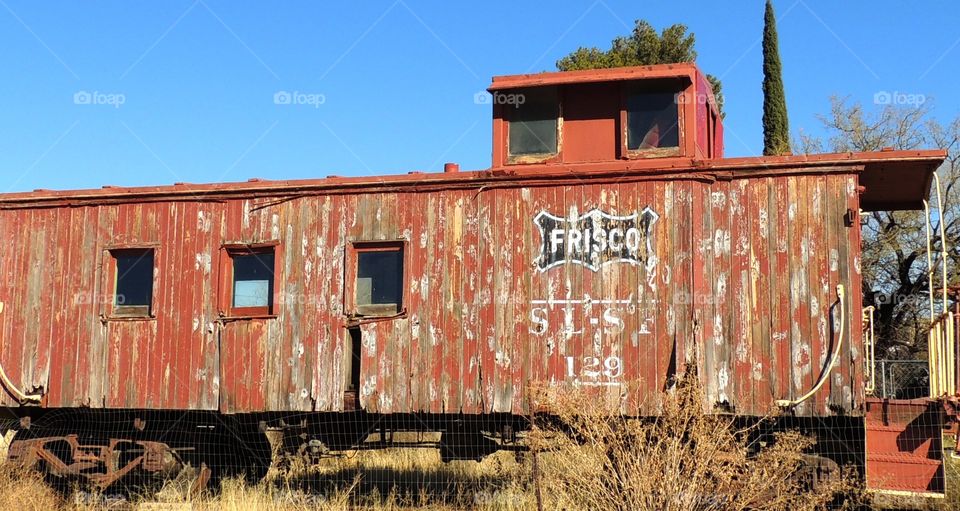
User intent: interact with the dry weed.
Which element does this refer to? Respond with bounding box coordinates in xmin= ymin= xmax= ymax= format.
xmin=0 ymin=462 xmax=64 ymax=511
xmin=529 ymin=375 xmax=861 ymax=511
xmin=0 ymin=378 xmax=869 ymax=510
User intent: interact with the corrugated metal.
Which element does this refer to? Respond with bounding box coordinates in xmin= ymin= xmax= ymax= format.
xmin=0 ymin=168 xmax=867 ymax=417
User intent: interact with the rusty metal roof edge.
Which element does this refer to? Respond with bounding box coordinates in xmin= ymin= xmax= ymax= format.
xmin=0 ymin=150 xmax=945 ymax=206
xmin=487 ymin=62 xmax=699 ymax=91
xmin=710 ymin=149 xmax=946 ymax=170
xmin=715 ymin=163 xmax=866 ymax=180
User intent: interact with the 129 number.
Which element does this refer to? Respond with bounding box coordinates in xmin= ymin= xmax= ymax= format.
xmin=565 ymin=356 xmax=623 ymax=381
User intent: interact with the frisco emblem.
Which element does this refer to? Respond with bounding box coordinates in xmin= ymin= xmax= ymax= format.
xmin=534 ymin=207 xmax=659 ymax=272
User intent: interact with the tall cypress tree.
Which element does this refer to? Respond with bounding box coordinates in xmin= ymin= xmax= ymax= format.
xmin=762 ymin=0 xmax=790 ymax=155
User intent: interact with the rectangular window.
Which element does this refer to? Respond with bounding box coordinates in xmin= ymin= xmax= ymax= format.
xmin=111 ymin=248 xmax=154 ymax=317
xmin=626 ymin=91 xmax=680 ymax=151
xmin=351 ymin=242 xmax=404 ymax=317
xmin=507 ymin=87 xmax=559 ymax=161
xmin=227 ymin=246 xmax=276 ymax=316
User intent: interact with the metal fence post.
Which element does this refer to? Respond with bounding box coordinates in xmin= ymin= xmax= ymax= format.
xmin=873 ymin=360 xmax=929 ymax=399
xmin=880 ymin=360 xmax=887 ymax=398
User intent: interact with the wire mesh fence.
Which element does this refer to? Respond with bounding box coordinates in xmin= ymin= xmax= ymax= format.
xmin=874 ymin=359 xmax=930 ymax=399
xmin=0 ymin=383 xmax=891 ymax=511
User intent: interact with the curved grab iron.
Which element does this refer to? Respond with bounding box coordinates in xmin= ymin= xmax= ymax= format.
xmin=775 ymin=284 xmax=845 ymax=408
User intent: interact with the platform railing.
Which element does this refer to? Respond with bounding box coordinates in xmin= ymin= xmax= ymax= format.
xmin=925 ymin=171 xmax=954 ymax=398
xmin=929 ymin=312 xmax=957 ymax=397
xmin=863 ymin=306 xmax=877 ymax=395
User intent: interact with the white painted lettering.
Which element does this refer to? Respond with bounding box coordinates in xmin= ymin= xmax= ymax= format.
xmin=625 ymin=227 xmax=641 ymax=253
xmin=550 ymin=229 xmax=565 ymax=254
xmin=567 ymin=229 xmax=583 ymax=252
xmin=608 ymin=228 xmax=623 ymax=251
xmin=529 ymin=308 xmax=548 ymax=335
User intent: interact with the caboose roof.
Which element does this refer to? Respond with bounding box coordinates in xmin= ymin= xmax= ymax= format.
xmin=0 ymin=149 xmax=944 ymax=212
xmin=488 ymin=62 xmax=701 ymax=91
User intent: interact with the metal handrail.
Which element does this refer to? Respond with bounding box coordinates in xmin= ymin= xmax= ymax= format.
xmin=863 ymin=306 xmax=876 ymax=395
xmin=776 ymin=285 xmax=845 ymax=408
xmin=929 ymin=311 xmax=956 ymax=397
xmin=926 ymin=172 xmax=954 ymax=397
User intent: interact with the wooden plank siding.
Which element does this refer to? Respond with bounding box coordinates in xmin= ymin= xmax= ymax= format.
xmin=0 ymin=169 xmax=866 ymax=417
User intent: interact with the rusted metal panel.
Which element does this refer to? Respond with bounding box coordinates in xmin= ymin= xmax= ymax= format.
xmin=865 ymin=398 xmax=945 ymax=493
xmin=0 ymin=151 xmax=941 ymax=212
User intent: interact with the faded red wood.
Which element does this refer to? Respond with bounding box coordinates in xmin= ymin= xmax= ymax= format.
xmin=0 ymin=166 xmax=898 ymax=418
xmin=771 ymin=179 xmax=790 ymax=405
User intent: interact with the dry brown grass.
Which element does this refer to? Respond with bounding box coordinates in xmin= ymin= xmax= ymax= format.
xmin=264 ymin=443 xmax=532 ymax=510
xmin=0 ymin=378 xmax=866 ymax=510
xmin=527 ymin=375 xmax=862 ymax=511
xmin=0 ymin=462 xmax=64 ymax=510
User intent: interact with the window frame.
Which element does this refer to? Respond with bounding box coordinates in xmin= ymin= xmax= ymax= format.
xmin=505 ymin=86 xmax=563 ymax=165
xmin=102 ymin=245 xmax=158 ymax=321
xmin=619 ymin=83 xmax=685 ymax=160
xmin=344 ymin=240 xmax=408 ymax=319
xmin=218 ymin=241 xmax=281 ymax=319
xmin=707 ymin=107 xmax=717 ymax=159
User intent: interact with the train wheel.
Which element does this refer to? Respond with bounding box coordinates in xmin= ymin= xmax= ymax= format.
xmin=195 ymin=421 xmax=272 ymax=489
xmin=8 ymin=430 xmax=187 ymax=497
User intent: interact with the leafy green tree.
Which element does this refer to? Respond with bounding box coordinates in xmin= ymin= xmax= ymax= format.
xmin=557 ymin=20 xmax=723 ymax=114
xmin=762 ymin=0 xmax=790 ymax=155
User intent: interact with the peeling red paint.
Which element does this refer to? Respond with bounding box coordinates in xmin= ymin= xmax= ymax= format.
xmin=0 ymin=167 xmax=889 ymax=417
xmin=0 ymin=64 xmax=945 ymax=420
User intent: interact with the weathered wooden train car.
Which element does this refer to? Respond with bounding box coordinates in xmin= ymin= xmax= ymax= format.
xmin=0 ymin=64 xmax=949 ymax=494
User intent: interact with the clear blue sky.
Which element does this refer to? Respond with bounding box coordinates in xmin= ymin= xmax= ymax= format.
xmin=1 ymin=0 xmax=957 ymax=192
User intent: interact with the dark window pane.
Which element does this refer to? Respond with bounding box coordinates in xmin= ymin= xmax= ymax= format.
xmin=508 ymin=89 xmax=558 ymax=157
xmin=233 ymin=252 xmax=274 ymax=308
xmin=114 ymin=250 xmax=153 ymax=308
xmin=357 ymin=250 xmax=402 ymax=313
xmin=627 ymin=92 xmax=679 ymax=150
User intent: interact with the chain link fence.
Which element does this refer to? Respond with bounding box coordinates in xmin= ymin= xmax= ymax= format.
xmin=874 ymin=359 xmax=930 ymax=399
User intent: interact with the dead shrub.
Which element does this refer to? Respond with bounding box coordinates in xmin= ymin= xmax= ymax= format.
xmin=528 ymin=375 xmax=860 ymax=511
xmin=0 ymin=462 xmax=63 ymax=511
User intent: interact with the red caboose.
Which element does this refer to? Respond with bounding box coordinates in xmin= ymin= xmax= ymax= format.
xmin=0 ymin=63 xmax=950 ymax=496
